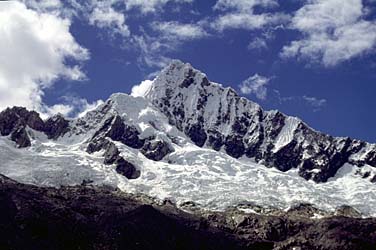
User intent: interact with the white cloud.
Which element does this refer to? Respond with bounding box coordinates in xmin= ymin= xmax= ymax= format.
xmin=281 ymin=0 xmax=376 ymax=66
xmin=239 ymin=74 xmax=271 ymax=100
xmin=0 ymin=1 xmax=89 ymax=114
xmin=248 ymin=37 xmax=268 ymax=50
xmin=89 ymin=5 xmax=130 ymax=37
xmin=23 ymin=1 xmax=130 ymax=38
xmin=212 ymin=13 xmax=271 ymax=31
xmin=211 ymin=0 xmax=287 ymax=31
xmin=20 ymin=0 xmax=62 ymax=14
xmin=131 ymin=79 xmax=154 ymax=97
xmin=21 ymin=0 xmax=80 ymax=19
xmin=124 ymin=0 xmax=193 ymax=13
xmin=132 ymin=34 xmax=173 ymax=68
xmin=302 ymin=95 xmax=327 ymax=111
xmin=77 ymin=99 xmax=104 ymax=118
xmin=151 ymin=21 xmax=207 ymax=40
xmin=42 ymin=96 xmax=104 ymax=118
xmin=45 ymin=103 xmax=75 ymax=117
xmin=132 ymin=21 xmax=207 ymax=69
xmin=213 ymin=0 xmax=278 ymax=12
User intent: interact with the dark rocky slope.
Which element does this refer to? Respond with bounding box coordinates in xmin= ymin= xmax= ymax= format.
xmin=1 ymin=175 xmax=375 ymax=250
xmin=0 ymin=175 xmax=244 ymax=250
xmin=0 ymin=107 xmax=69 ymax=148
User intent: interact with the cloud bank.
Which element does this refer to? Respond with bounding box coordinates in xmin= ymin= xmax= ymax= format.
xmin=281 ymin=0 xmax=376 ymax=66
xmin=0 ymin=1 xmax=89 ymax=116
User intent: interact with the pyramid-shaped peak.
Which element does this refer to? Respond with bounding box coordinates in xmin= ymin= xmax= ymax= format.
xmin=166 ymin=59 xmax=190 ymax=69
xmin=152 ymin=60 xmax=208 ymax=89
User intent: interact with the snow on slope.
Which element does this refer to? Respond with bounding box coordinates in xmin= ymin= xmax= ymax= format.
xmin=273 ymin=116 xmax=300 ymax=153
xmin=0 ymin=61 xmax=375 ymax=217
xmin=0 ymin=94 xmax=376 ymax=216
xmin=0 ymin=136 xmax=120 ymax=187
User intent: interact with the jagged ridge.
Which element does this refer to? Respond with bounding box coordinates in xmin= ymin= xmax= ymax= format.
xmin=144 ymin=60 xmax=376 ymax=183
xmin=0 ymin=61 xmax=375 ymax=183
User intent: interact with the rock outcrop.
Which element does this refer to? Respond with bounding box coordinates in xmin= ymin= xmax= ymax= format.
xmin=87 ymin=138 xmax=140 ymax=179
xmin=141 ymin=138 xmax=174 ymax=161
xmin=0 ymin=107 xmax=44 ymax=147
xmin=44 ymin=114 xmax=70 ymax=139
xmin=0 ymin=108 xmax=71 ymax=147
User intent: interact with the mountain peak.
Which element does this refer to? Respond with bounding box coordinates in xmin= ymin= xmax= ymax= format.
xmin=1 ymin=60 xmax=376 ymax=218
xmin=146 ymin=60 xmax=208 ymax=98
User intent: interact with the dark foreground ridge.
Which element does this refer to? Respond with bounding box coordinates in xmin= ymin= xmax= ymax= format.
xmin=1 ymin=175 xmax=375 ymax=250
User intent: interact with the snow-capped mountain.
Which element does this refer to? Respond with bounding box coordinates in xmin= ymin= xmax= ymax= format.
xmin=0 ymin=60 xmax=375 ymax=216
xmin=145 ymin=61 xmax=376 ymax=183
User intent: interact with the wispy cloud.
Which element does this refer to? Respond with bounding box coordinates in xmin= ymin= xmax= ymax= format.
xmin=151 ymin=21 xmax=208 ymax=41
xmin=45 ymin=96 xmax=104 ymax=118
xmin=124 ymin=0 xmax=193 ymax=13
xmin=302 ymin=96 xmax=327 ymax=111
xmin=274 ymin=90 xmax=327 ymax=112
xmin=239 ymin=74 xmax=271 ymax=100
xmin=281 ymin=0 xmax=376 ymax=66
xmin=213 ymin=0 xmax=278 ymax=12
xmin=211 ymin=0 xmax=289 ymax=31
xmin=131 ymin=34 xmax=174 ymax=68
xmin=248 ymin=37 xmax=268 ymax=50
xmin=88 ymin=5 xmax=130 ymax=38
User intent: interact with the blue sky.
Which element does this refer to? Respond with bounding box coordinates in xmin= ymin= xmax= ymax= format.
xmin=1 ymin=0 xmax=376 ymax=142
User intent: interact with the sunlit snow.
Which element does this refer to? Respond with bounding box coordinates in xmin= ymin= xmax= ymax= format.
xmin=0 ymin=101 xmax=375 ymax=216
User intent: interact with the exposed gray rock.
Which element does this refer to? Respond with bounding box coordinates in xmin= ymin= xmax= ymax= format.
xmin=185 ymin=123 xmax=207 ymax=147
xmin=87 ymin=138 xmax=140 ymax=179
xmin=0 ymin=107 xmax=44 ymax=147
xmin=224 ymin=135 xmax=245 ymax=158
xmin=115 ymin=158 xmax=140 ymax=179
xmin=104 ymin=115 xmax=145 ymax=149
xmin=44 ymin=114 xmax=69 ymax=139
xmin=286 ymin=203 xmax=324 ymax=218
xmin=10 ymin=126 xmax=31 ymax=148
xmin=0 ymin=107 xmax=44 ymax=133
xmin=86 ymin=138 xmax=109 ymax=154
xmin=103 ymin=141 xmax=120 ymax=164
xmin=335 ymin=205 xmax=362 ymax=218
xmin=141 ymin=139 xmax=173 ymax=161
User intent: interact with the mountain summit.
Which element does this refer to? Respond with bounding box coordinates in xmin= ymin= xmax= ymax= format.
xmin=145 ymin=60 xmax=376 ymax=182
xmin=0 ymin=60 xmax=375 ymax=215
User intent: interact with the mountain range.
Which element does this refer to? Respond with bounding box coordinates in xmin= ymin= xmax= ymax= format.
xmin=0 ymin=60 xmax=375 ymax=217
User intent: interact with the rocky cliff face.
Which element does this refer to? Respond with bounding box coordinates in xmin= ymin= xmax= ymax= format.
xmin=144 ymin=60 xmax=376 ymax=183
xmin=0 ymin=107 xmax=69 ymax=148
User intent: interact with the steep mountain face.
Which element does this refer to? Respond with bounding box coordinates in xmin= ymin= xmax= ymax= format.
xmin=144 ymin=61 xmax=376 ymax=183
xmin=0 ymin=60 xmax=375 ymax=216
